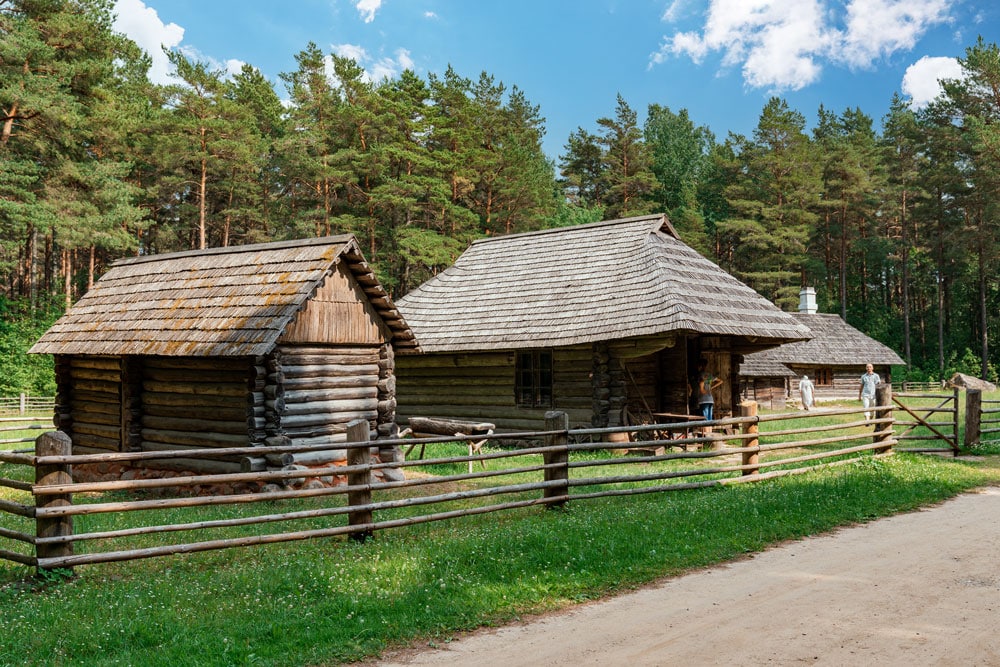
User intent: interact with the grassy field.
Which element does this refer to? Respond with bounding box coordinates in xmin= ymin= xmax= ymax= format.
xmin=2 ymin=428 xmax=999 ymax=665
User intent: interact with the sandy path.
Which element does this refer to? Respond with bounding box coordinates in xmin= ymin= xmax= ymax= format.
xmin=376 ymin=488 xmax=1000 ymax=666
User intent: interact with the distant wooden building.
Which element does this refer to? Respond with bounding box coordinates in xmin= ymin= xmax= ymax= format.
xmin=738 ymin=358 xmax=797 ymax=410
xmin=30 ymin=236 xmax=416 ymax=473
xmin=738 ymin=289 xmax=904 ymax=405
xmin=394 ymin=214 xmax=810 ymax=431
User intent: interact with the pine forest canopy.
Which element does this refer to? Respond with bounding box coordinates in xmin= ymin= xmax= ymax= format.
xmin=3 ymin=0 xmax=1000 ymax=390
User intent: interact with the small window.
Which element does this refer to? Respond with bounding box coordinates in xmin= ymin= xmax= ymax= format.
xmin=814 ymin=368 xmax=833 ymax=386
xmin=515 ymin=351 xmax=553 ymax=408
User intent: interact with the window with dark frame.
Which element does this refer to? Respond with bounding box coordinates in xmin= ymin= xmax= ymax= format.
xmin=515 ymin=350 xmax=553 ymax=408
xmin=814 ymin=368 xmax=833 ymax=386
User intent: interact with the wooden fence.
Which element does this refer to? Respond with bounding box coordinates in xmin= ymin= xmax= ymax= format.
xmin=964 ymin=388 xmax=1000 ymax=447
xmin=0 ymin=400 xmax=896 ymax=573
xmin=892 ymin=387 xmax=959 ymax=455
xmin=0 ymin=395 xmax=55 ymax=417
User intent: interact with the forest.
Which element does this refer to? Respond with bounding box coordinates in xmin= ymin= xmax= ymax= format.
xmin=2 ymin=0 xmax=1000 ymax=396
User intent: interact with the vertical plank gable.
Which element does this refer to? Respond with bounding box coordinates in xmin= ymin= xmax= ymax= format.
xmin=279 ymin=262 xmax=386 ymax=345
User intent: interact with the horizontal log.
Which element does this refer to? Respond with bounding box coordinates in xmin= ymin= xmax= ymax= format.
xmin=396 ymin=352 xmax=513 ymax=369
xmin=74 ymin=379 xmax=120 ymax=395
xmin=280 ymin=376 xmax=378 ymax=389
xmin=276 ymin=353 xmax=380 ymax=367
xmin=143 ymin=403 xmax=250 ymax=422
xmin=142 ymin=391 xmax=249 ymax=409
xmin=400 ymin=394 xmax=516 ymax=407
xmin=70 ymin=432 xmax=121 ymax=451
xmin=142 ymin=380 xmax=247 ymax=397
xmin=71 ymin=409 xmax=119 ymax=427
xmin=269 ymin=449 xmax=347 ymax=466
xmin=142 ymin=415 xmax=249 ymax=436
xmin=69 ymin=356 xmax=122 ymax=371
xmin=281 ymin=398 xmax=378 ymax=416
xmin=283 ymin=387 xmax=378 ymax=404
xmin=143 ymin=356 xmax=251 ymax=371
xmin=69 ymin=367 xmax=121 ymax=382
xmin=279 ymin=344 xmax=379 ymax=356
xmin=279 ymin=411 xmax=375 ymax=429
xmin=240 ymin=456 xmax=267 ymax=472
xmin=141 ymin=367 xmax=251 ymax=384
xmin=71 ymin=399 xmax=119 ymax=416
xmin=407 ymin=416 xmax=494 ymax=436
xmin=140 ymin=428 xmax=249 ymax=448
xmin=280 ymin=364 xmax=378 ymax=379
xmin=73 ymin=421 xmax=120 ymax=440
xmin=395 ymin=376 xmax=511 ymax=388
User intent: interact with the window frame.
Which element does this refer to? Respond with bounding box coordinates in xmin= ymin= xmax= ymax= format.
xmin=515 ymin=350 xmax=553 ymax=408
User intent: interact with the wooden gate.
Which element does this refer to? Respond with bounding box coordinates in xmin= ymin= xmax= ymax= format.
xmin=892 ymin=387 xmax=959 ymax=455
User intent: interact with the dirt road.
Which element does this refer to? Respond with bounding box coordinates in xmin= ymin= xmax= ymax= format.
xmin=376 ymin=487 xmax=1000 ymax=666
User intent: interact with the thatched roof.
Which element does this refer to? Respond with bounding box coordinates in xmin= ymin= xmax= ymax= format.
xmin=396 ymin=214 xmax=810 ymax=353
xmin=30 ymin=236 xmax=415 ymax=357
xmin=740 ymin=313 xmax=903 ymax=372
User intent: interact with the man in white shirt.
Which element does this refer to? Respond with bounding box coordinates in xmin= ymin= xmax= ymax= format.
xmin=858 ymin=363 xmax=881 ymax=421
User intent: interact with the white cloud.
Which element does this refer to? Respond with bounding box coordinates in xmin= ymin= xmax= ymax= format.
xmin=112 ymin=0 xmax=184 ymax=84
xmin=356 ymin=0 xmax=383 ymax=23
xmin=902 ymin=55 xmax=964 ymax=108
xmin=331 ymin=44 xmax=412 ymax=82
xmin=652 ymin=0 xmax=954 ymax=91
xmin=836 ymin=0 xmax=951 ymax=68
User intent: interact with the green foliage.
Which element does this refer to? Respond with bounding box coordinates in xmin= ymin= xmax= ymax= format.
xmin=0 ymin=297 xmax=58 ymax=395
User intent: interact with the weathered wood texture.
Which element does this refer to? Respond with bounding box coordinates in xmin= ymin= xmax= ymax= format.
xmin=396 ymin=347 xmax=595 ymax=430
xmin=139 ymin=356 xmax=256 ymax=459
xmin=278 ymin=261 xmax=386 ymax=346
xmin=66 ymin=356 xmax=122 ymax=452
xmin=274 ymin=344 xmax=383 ymax=448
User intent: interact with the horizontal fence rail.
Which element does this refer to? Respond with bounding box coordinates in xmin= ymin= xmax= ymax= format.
xmin=0 ymin=402 xmax=897 ymax=572
xmin=0 ymin=395 xmax=55 ymax=417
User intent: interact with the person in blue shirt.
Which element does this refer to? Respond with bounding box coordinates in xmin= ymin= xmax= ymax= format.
xmin=858 ymin=363 xmax=881 ymax=421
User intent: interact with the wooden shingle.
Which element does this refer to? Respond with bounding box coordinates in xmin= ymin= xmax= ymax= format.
xmin=30 ymin=236 xmax=416 ymax=357
xmin=397 ymin=214 xmax=810 ymax=352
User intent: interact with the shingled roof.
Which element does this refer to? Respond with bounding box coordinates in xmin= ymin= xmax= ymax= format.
xmin=396 ymin=214 xmax=810 ymax=353
xmin=30 ymin=236 xmax=415 ymax=357
xmin=741 ymin=312 xmax=904 ymax=369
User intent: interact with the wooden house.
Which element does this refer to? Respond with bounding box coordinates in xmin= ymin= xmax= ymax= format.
xmin=738 ymin=358 xmax=797 ymax=410
xmin=29 ymin=236 xmax=416 ymax=473
xmin=738 ymin=289 xmax=904 ymax=405
xmin=394 ymin=214 xmax=811 ymax=431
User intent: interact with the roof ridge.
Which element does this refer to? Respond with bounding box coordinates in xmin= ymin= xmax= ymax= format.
xmin=468 ymin=214 xmax=670 ymax=246
xmin=111 ymin=234 xmax=357 ymax=267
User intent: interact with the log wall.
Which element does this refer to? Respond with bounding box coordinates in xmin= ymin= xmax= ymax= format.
xmin=396 ymin=347 xmax=595 ymax=431
xmin=64 ymin=356 xmax=122 ymax=452
xmin=272 ymin=344 xmax=382 ymax=447
xmin=139 ymin=356 xmax=259 ymax=472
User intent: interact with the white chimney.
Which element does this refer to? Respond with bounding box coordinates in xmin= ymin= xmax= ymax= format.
xmin=798 ymin=287 xmax=817 ymax=314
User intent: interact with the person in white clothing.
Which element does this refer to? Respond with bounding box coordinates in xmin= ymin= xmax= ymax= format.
xmin=858 ymin=363 xmax=881 ymax=421
xmin=798 ymin=375 xmax=815 ymax=410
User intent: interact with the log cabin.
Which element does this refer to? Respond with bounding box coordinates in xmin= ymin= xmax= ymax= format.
xmin=393 ymin=214 xmax=811 ymax=431
xmin=29 ymin=236 xmax=416 ymax=474
xmin=738 ymin=288 xmax=904 ymax=406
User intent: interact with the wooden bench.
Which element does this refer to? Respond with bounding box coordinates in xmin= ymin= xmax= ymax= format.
xmin=399 ymin=417 xmax=495 ymax=472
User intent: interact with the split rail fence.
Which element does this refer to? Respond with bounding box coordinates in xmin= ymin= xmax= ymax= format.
xmin=964 ymin=388 xmax=1000 ymax=447
xmin=1 ymin=395 xmax=896 ymax=574
xmin=892 ymin=387 xmax=960 ymax=455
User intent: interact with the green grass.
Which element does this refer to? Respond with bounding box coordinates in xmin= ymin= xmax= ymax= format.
xmin=1 ymin=452 xmax=998 ymax=666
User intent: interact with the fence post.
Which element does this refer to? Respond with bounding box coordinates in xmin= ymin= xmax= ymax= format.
xmin=543 ymin=411 xmax=569 ymax=508
xmin=346 ymin=419 xmax=373 ymax=543
xmin=20 ymin=392 xmax=26 ymax=416
xmin=965 ymin=388 xmax=981 ymax=449
xmin=740 ymin=401 xmax=759 ymax=476
xmin=34 ymin=431 xmax=74 ymax=574
xmin=874 ymin=385 xmax=893 ymax=453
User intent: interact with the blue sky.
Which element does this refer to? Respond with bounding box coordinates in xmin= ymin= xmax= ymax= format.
xmin=113 ymin=0 xmax=997 ymax=161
